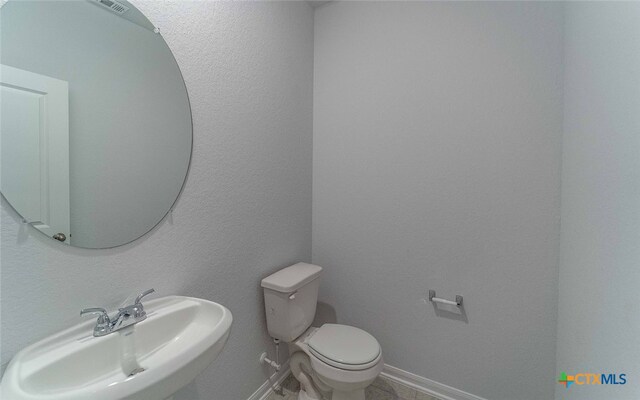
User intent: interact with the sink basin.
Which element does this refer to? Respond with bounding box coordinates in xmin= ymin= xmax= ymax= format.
xmin=1 ymin=296 xmax=232 ymax=400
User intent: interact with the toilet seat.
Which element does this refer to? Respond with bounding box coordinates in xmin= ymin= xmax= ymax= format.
xmin=308 ymin=324 xmax=381 ymax=371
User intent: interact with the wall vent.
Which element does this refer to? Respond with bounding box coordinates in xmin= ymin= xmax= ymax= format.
xmin=93 ymin=0 xmax=129 ymax=15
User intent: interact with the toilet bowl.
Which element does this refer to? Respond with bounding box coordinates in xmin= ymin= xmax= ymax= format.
xmin=291 ymin=324 xmax=383 ymax=400
xmin=261 ymin=263 xmax=383 ymax=400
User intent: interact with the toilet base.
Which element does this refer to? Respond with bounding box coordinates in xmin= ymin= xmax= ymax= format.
xmin=288 ymin=328 xmax=382 ymax=400
xmin=296 ymin=388 xmax=365 ymax=400
xmin=331 ymin=389 xmax=365 ymax=400
xmin=297 ymin=389 xmax=320 ymax=400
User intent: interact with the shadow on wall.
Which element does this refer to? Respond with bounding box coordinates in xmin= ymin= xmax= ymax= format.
xmin=172 ymin=381 xmax=200 ymax=400
xmin=313 ymin=301 xmax=338 ymax=326
xmin=429 ymin=301 xmax=468 ymax=324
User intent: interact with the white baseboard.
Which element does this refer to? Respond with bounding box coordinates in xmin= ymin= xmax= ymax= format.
xmin=247 ymin=362 xmax=292 ymax=400
xmin=247 ymin=362 xmax=486 ymax=400
xmin=381 ymin=364 xmax=487 ymax=400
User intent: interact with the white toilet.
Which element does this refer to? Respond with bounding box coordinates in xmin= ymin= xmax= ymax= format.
xmin=261 ymin=263 xmax=383 ymax=400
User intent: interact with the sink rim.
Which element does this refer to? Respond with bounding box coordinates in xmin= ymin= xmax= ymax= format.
xmin=1 ymin=295 xmax=232 ymax=400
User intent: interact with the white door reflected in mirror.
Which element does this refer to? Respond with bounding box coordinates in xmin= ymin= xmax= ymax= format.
xmin=1 ymin=65 xmax=70 ymax=243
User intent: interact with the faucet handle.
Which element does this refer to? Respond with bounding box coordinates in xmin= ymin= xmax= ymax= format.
xmin=80 ymin=307 xmax=109 ymax=322
xmin=80 ymin=307 xmax=111 ymax=335
xmin=134 ymin=288 xmax=155 ymax=305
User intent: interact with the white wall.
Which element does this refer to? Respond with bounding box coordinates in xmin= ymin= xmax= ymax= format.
xmin=556 ymin=3 xmax=640 ymax=400
xmin=0 ymin=1 xmax=313 ymax=399
xmin=312 ymin=2 xmax=564 ymax=399
xmin=2 ymin=1 xmax=192 ymax=248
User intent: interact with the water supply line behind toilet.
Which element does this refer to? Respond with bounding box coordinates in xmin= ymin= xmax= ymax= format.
xmin=259 ymin=338 xmax=282 ymax=371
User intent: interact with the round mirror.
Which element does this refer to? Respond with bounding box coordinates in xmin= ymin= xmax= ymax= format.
xmin=0 ymin=0 xmax=192 ymax=248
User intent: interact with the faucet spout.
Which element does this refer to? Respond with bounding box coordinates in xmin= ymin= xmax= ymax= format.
xmin=112 ymin=309 xmax=131 ymax=330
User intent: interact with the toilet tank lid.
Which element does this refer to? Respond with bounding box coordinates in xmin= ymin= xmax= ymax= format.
xmin=261 ymin=262 xmax=322 ymax=293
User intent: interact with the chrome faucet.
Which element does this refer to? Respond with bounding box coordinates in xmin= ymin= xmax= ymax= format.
xmin=81 ymin=289 xmax=155 ymax=337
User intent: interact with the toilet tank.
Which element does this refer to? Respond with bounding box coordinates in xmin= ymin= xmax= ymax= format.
xmin=261 ymin=263 xmax=322 ymax=342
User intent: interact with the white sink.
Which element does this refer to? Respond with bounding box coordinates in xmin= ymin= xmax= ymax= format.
xmin=1 ymin=296 xmax=232 ymax=400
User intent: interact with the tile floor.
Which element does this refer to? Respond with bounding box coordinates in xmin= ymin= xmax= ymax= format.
xmin=266 ymin=374 xmax=442 ymax=400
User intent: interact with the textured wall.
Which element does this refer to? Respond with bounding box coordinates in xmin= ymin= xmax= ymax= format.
xmin=312 ymin=2 xmax=563 ymax=399
xmin=0 ymin=1 xmax=313 ymax=399
xmin=556 ymin=3 xmax=640 ymax=399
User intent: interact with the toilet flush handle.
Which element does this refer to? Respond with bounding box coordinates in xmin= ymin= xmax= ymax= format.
xmin=288 ymin=291 xmax=297 ymax=300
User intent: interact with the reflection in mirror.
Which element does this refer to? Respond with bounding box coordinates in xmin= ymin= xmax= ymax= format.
xmin=0 ymin=0 xmax=192 ymax=248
